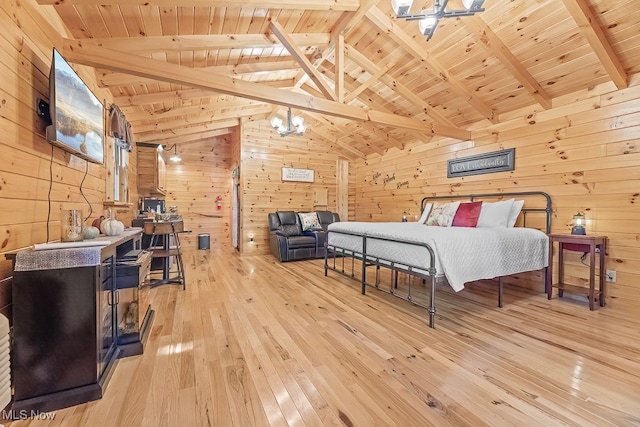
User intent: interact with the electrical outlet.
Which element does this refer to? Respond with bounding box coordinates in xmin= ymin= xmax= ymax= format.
xmin=605 ymin=270 xmax=616 ymax=283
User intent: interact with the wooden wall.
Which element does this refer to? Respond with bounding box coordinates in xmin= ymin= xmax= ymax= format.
xmin=163 ymin=132 xmax=236 ymax=251
xmin=0 ymin=0 xmax=138 ymax=319
xmin=238 ymin=120 xmax=355 ymax=255
xmin=354 ymin=76 xmax=640 ymax=318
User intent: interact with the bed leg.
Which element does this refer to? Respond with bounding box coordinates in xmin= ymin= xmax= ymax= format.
xmin=428 ymin=275 xmax=436 ymax=328
xmin=544 ymin=265 xmax=549 ymax=294
xmin=361 ymin=236 xmax=367 ymax=295
xmin=324 ymin=249 xmax=328 ymax=276
xmin=498 ymin=276 xmax=504 ymax=308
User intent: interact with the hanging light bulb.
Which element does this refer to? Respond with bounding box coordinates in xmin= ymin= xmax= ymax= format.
xmin=419 ymin=15 xmax=439 ymax=36
xmin=392 ymin=0 xmax=413 ymax=16
xmin=391 ymin=0 xmax=485 ymax=41
xmin=271 ymin=107 xmax=307 ymax=137
xmin=270 ymin=116 xmax=283 ymax=129
xmin=162 ymin=144 xmax=181 ymax=162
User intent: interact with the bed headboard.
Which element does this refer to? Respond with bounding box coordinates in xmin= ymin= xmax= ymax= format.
xmin=420 ymin=191 xmax=552 ymax=234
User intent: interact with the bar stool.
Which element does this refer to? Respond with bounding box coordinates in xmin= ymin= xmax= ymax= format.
xmin=143 ymin=220 xmax=185 ymax=289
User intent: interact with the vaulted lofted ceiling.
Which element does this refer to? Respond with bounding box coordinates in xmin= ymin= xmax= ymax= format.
xmin=37 ymin=0 xmax=640 ymax=159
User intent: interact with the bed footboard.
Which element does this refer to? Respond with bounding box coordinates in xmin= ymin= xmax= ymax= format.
xmin=325 ymin=230 xmax=439 ymax=328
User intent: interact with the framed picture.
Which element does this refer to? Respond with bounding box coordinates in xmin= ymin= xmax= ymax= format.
xmin=282 ymin=167 xmax=314 ymax=183
xmin=447 ymin=148 xmax=515 ymax=178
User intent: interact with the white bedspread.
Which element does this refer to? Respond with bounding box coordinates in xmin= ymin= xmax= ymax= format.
xmin=327 ymin=222 xmax=549 ymax=292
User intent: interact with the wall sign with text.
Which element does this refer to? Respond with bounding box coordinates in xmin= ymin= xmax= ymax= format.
xmin=447 ymin=148 xmax=515 ymax=178
xmin=281 ymin=167 xmax=315 ymax=183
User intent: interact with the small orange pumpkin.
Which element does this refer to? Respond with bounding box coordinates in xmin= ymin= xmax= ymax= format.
xmin=92 ymin=215 xmax=105 ymax=230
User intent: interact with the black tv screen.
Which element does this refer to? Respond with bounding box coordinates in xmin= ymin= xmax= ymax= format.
xmin=46 ymin=48 xmax=104 ymax=164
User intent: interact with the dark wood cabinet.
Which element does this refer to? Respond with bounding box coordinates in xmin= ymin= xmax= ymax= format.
xmin=7 ymin=229 xmax=150 ymax=412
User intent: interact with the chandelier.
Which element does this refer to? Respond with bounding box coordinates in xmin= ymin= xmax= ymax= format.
xmin=270 ymin=107 xmax=306 ymax=137
xmin=392 ymin=0 xmax=486 ymax=41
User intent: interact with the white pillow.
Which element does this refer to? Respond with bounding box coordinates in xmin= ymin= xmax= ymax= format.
xmin=418 ymin=202 xmax=433 ymax=224
xmin=507 ymin=200 xmax=524 ymax=227
xmin=476 ymin=198 xmax=514 ymax=228
xmin=298 ymin=212 xmax=321 ymax=231
xmin=424 ymin=201 xmax=460 ymax=227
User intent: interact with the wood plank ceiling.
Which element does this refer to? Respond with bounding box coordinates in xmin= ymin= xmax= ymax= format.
xmin=37 ymin=0 xmax=640 ymax=158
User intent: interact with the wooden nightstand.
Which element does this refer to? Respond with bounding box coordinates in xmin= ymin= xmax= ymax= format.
xmin=546 ymin=234 xmax=607 ymax=310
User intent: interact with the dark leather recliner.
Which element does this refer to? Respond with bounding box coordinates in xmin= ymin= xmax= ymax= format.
xmin=268 ymin=211 xmax=317 ymax=262
xmin=268 ymin=210 xmax=340 ymax=262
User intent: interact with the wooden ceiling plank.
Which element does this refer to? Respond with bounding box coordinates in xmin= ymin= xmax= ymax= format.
xmin=308 ymin=118 xmax=372 ymax=157
xmin=306 ymin=128 xmax=362 ymax=159
xmin=317 ymin=66 xmax=419 ymax=149
xmin=133 ymin=106 xmax=271 ymax=132
xmin=367 ymin=110 xmax=470 ymax=141
xmin=78 ymin=33 xmax=330 ymax=52
xmin=365 ymin=6 xmax=497 ymax=124
xmin=269 ymin=20 xmax=337 ymax=101
xmin=560 ymin=0 xmax=627 ymax=89
xmin=344 ymin=62 xmax=395 ymax=104
xmin=331 ymin=0 xmax=380 ymax=38
xmin=344 ymin=44 xmax=458 ymax=128
xmin=36 ymin=0 xmax=359 ymax=11
xmin=62 ymin=38 xmax=469 ymax=138
xmin=461 ymin=15 xmax=553 ymax=110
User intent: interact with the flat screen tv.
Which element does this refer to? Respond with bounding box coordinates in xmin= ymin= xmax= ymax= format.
xmin=46 ymin=48 xmax=104 ymax=164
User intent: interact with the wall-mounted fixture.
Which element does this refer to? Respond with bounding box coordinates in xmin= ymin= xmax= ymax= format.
xmin=248 ymin=233 xmax=254 ymax=244
xmin=571 ymin=211 xmax=586 ymax=235
xmin=158 ymin=144 xmax=182 ymax=162
xmin=270 ymin=107 xmax=306 ymax=137
xmin=392 ymin=0 xmax=485 ymax=41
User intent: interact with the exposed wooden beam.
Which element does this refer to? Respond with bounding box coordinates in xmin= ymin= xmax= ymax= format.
xmin=317 ymin=66 xmax=422 ymax=148
xmin=365 ymin=6 xmax=497 ymax=124
xmin=331 ymin=0 xmax=381 ymax=38
xmin=305 ymin=127 xmax=363 ymax=160
xmin=143 ymin=128 xmax=235 ymax=146
xmin=36 ymin=0 xmax=359 ymax=10
xmin=78 ymin=33 xmax=330 ymax=52
xmin=461 ymin=14 xmax=553 ymax=110
xmin=135 ymin=120 xmax=240 ymax=142
xmin=305 ymin=120 xmax=367 ymax=158
xmin=115 ymin=89 xmax=226 ymax=108
xmin=102 ymin=60 xmax=301 ymax=88
xmin=62 ymin=39 xmax=470 ymax=139
xmin=344 ymin=44 xmax=459 ymax=129
xmin=126 ymin=99 xmax=265 ymax=122
xmin=269 ymin=20 xmax=337 ymax=101
xmin=335 ymin=33 xmax=345 ymax=103
xmin=99 ymin=69 xmax=295 ymax=89
xmin=561 ymin=0 xmax=627 ymax=89
xmin=131 ymin=106 xmax=273 ymax=131
xmin=344 ymin=62 xmax=395 ymax=104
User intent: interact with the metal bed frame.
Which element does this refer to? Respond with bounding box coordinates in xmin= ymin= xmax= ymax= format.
xmin=324 ymin=191 xmax=552 ymax=328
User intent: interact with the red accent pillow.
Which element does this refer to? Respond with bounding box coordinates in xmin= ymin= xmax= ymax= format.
xmin=452 ymin=201 xmax=482 ymax=227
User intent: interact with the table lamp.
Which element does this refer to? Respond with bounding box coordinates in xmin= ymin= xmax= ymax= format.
xmin=571 ymin=211 xmax=586 ymax=235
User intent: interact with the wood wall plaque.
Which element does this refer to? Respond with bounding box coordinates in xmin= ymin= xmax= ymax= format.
xmin=447 ymin=148 xmax=515 ymax=178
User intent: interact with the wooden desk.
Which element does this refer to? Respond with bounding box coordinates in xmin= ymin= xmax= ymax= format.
xmin=546 ymin=234 xmax=607 ymax=310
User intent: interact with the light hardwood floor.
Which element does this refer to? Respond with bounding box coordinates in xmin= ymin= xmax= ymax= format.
xmin=6 ymin=248 xmax=640 ymax=426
